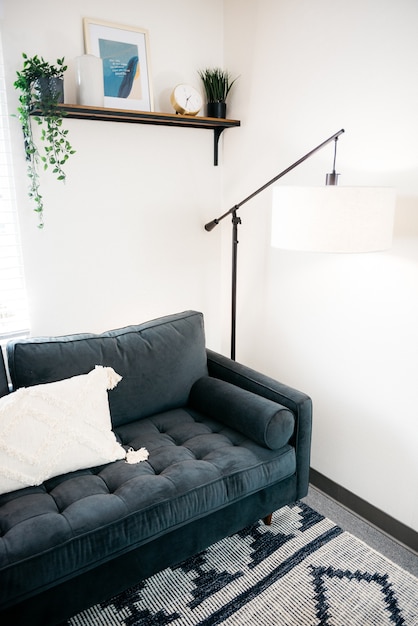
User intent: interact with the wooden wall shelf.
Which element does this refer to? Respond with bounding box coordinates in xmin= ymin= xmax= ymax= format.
xmin=31 ymin=104 xmax=240 ymax=166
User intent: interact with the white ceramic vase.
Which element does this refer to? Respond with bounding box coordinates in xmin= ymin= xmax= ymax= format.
xmin=75 ymin=54 xmax=104 ymax=107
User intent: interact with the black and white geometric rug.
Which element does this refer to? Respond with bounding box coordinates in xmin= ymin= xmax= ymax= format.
xmin=66 ymin=502 xmax=418 ymax=625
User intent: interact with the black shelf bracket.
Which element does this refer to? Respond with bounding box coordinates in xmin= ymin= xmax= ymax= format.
xmin=214 ymin=127 xmax=225 ymax=166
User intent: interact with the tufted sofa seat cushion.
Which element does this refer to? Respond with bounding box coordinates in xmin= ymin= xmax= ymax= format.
xmin=0 ymin=406 xmax=296 ymax=607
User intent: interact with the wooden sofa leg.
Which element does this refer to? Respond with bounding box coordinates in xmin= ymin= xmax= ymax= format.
xmin=263 ymin=513 xmax=273 ymax=525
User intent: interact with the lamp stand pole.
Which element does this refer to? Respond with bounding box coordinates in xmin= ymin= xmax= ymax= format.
xmin=231 ymin=208 xmax=241 ymax=360
xmin=205 ymin=128 xmax=345 ymax=360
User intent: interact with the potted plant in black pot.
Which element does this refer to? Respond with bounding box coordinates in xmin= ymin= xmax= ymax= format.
xmin=198 ymin=67 xmax=238 ymax=118
xmin=14 ymin=53 xmax=75 ymax=227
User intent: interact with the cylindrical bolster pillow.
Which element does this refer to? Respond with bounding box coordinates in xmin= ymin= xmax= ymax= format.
xmin=189 ymin=377 xmax=295 ymax=450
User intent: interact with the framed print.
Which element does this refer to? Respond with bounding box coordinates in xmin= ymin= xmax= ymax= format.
xmin=83 ymin=18 xmax=153 ymax=111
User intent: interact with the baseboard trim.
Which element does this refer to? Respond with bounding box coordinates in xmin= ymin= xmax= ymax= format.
xmin=309 ymin=468 xmax=418 ymax=554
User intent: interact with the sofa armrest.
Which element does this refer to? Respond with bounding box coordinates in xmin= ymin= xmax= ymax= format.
xmin=0 ymin=349 xmax=9 ymax=398
xmin=189 ymin=376 xmax=295 ymax=450
xmin=206 ymin=349 xmax=312 ymax=499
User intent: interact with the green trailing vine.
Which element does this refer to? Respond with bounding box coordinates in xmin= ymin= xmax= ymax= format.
xmin=14 ymin=53 xmax=75 ymax=228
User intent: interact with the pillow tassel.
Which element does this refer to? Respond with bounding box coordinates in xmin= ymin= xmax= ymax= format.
xmin=125 ymin=447 xmax=149 ymax=464
xmin=94 ymin=365 xmax=122 ymax=390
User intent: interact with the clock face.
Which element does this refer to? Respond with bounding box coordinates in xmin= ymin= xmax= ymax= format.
xmin=171 ymin=84 xmax=202 ymax=116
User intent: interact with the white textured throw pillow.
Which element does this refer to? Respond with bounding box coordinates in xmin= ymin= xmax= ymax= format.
xmin=0 ymin=366 xmax=138 ymax=495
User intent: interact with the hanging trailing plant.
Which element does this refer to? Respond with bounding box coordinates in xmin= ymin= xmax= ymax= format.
xmin=14 ymin=53 xmax=76 ymax=228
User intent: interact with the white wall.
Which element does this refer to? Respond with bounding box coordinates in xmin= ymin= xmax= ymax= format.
xmin=224 ymin=0 xmax=418 ymax=531
xmin=2 ymin=0 xmax=417 ymax=532
xmin=1 ymin=0 xmax=226 ymax=349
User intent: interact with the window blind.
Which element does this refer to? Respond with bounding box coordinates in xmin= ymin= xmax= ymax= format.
xmin=0 ymin=34 xmax=30 ymax=338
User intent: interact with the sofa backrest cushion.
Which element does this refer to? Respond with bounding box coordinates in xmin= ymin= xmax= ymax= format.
xmin=6 ymin=310 xmax=208 ymax=427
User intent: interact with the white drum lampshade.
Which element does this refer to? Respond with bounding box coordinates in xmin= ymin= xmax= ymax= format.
xmin=271 ymin=186 xmax=396 ymax=253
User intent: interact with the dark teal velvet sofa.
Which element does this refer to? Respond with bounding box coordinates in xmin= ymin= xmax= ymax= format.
xmin=0 ymin=310 xmax=312 ymax=625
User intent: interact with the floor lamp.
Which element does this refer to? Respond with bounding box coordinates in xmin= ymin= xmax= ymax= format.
xmin=204 ymin=129 xmax=396 ymax=360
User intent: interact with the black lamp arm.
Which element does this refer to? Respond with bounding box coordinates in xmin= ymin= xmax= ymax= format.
xmin=204 ymin=128 xmax=345 ymax=231
xmin=205 ymin=127 xmax=345 ymax=360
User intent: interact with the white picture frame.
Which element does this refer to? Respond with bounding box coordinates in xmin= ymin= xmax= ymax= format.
xmin=83 ymin=17 xmax=153 ymax=112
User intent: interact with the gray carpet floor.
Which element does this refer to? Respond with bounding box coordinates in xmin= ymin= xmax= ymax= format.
xmin=303 ymin=485 xmax=418 ymax=578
